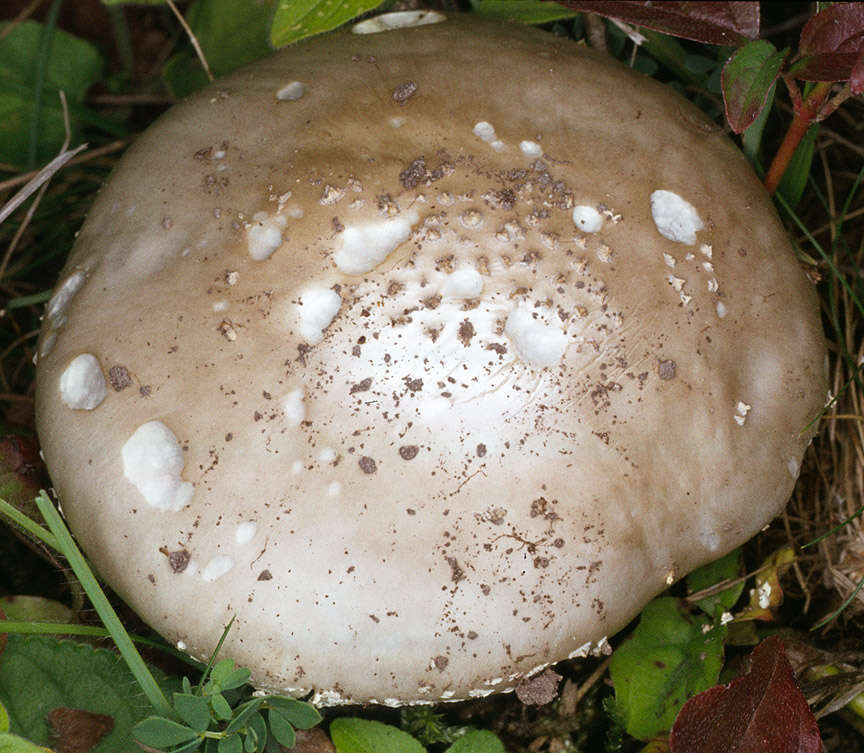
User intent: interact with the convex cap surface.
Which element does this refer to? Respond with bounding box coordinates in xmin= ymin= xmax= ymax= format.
xmin=36 ymin=11 xmax=826 ymax=705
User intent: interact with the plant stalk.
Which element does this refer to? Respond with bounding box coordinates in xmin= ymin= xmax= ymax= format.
xmin=764 ymin=80 xmax=833 ymax=195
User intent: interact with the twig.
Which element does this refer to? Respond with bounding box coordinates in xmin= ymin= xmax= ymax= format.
xmin=0 ymin=0 xmax=46 ymax=41
xmin=0 ymin=144 xmax=86 ymax=228
xmin=0 ymin=139 xmax=127 ymax=195
xmin=165 ymin=0 xmax=214 ymax=83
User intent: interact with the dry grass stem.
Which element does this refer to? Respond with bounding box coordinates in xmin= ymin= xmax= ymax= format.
xmin=165 ymin=0 xmax=214 ymax=82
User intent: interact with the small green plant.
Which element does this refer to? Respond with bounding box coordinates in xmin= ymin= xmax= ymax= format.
xmin=133 ymin=660 xmax=322 ymax=753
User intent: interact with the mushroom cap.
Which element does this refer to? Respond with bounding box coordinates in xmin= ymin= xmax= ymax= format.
xmin=35 ymin=13 xmax=826 ymax=705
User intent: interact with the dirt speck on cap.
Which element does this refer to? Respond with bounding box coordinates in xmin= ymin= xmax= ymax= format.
xmin=658 ymin=359 xmax=677 ymax=380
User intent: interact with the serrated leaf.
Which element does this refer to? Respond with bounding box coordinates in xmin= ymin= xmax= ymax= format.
xmin=470 ymin=0 xmax=579 ymax=24
xmin=792 ymin=4 xmax=864 ymax=85
xmin=267 ymin=708 xmax=296 ymax=748
xmin=670 ymin=637 xmax=823 ymax=753
xmin=270 ymin=0 xmax=385 ymax=48
xmin=551 ymin=1 xmax=759 ymax=46
xmin=687 ymin=548 xmax=744 ymax=617
xmin=0 ymin=20 xmax=103 ymax=165
xmin=609 ymin=598 xmax=726 ymax=740
xmin=134 ymin=717 xmax=199 ymax=747
xmin=0 ymin=635 xmax=175 ymax=753
xmin=174 ymin=693 xmax=212 ymax=733
xmin=264 ymin=697 xmax=321 ymax=729
xmin=330 ymin=718 xmax=426 ymax=753
xmin=444 ymin=730 xmax=506 ymax=753
xmin=721 ymin=40 xmax=788 ymax=133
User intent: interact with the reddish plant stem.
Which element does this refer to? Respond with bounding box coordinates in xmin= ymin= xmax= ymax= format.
xmin=763 ymin=80 xmax=833 ymax=195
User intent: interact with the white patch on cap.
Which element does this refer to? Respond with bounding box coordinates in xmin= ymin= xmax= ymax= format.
xmin=201 ymin=555 xmax=234 ymax=582
xmin=734 ymin=401 xmax=752 ymax=426
xmin=472 ymin=121 xmax=496 ymax=142
xmin=59 ymin=353 xmax=107 ymax=410
xmin=247 ymin=213 xmax=286 ymax=261
xmin=519 ymin=140 xmax=542 ymax=156
xmin=716 ymin=301 xmax=728 ymax=318
xmin=212 ymin=300 xmax=228 ymax=312
xmin=327 ymin=481 xmax=342 ymax=497
xmin=318 ymin=447 xmax=337 ymax=463
xmin=700 ymin=530 xmax=721 ymax=552
xmin=276 ymin=81 xmax=306 ymax=101
xmin=334 ymin=211 xmax=419 ymax=275
xmin=121 ymin=421 xmax=194 ymax=512
xmin=787 ymin=457 xmax=800 ymax=478
xmin=298 ymin=287 xmax=341 ymax=344
xmin=352 ymin=9 xmax=446 ymax=34
xmin=389 ymin=116 xmax=406 ymax=128
xmin=46 ymin=272 xmax=87 ymax=321
xmin=572 ymin=206 xmax=603 ymax=233
xmin=442 ymin=268 xmax=483 ymax=299
xmin=235 ymin=522 xmax=257 ymax=545
xmin=650 ymin=190 xmax=704 ymax=244
xmin=504 ymin=306 xmax=568 ymax=368
xmin=282 ymin=388 xmax=306 ymax=427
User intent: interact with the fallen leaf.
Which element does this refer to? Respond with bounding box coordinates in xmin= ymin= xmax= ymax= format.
xmin=670 ymin=636 xmax=823 ymax=753
xmin=552 ymin=1 xmax=759 ymax=46
xmin=47 ymin=708 xmax=114 ymax=753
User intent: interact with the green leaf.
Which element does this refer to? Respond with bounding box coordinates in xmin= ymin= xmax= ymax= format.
xmin=174 ymin=693 xmax=212 ymax=733
xmin=0 ymin=634 xmax=176 ymax=753
xmin=0 ymin=596 xmax=73 ymax=626
xmin=220 ymin=667 xmax=252 ymax=691
xmin=686 ymin=548 xmax=744 ymax=617
xmin=265 ymin=697 xmax=321 ymax=729
xmin=444 ymin=730 xmax=506 ymax=753
xmin=226 ymin=700 xmax=264 ymax=734
xmin=742 ymin=81 xmax=776 ymax=166
xmin=267 ymin=708 xmax=296 ymax=748
xmin=0 ymin=702 xmax=8 ymax=733
xmin=0 ymin=20 xmax=103 ymax=165
xmin=330 ymin=718 xmax=426 ymax=753
xmin=210 ymin=693 xmax=234 ymax=721
xmin=218 ymin=733 xmax=244 ymax=753
xmin=469 ymin=0 xmax=579 ymax=24
xmin=246 ymin=713 xmax=267 ymax=752
xmin=609 ymin=598 xmax=726 ymax=740
xmin=270 ymin=0 xmax=385 ymax=48
xmin=209 ymin=659 xmax=239 ymax=687
xmin=721 ymin=40 xmax=788 ymax=133
xmin=0 ymin=731 xmax=52 ymax=753
xmin=777 ymin=123 xmax=819 ymax=210
xmin=133 ymin=717 xmax=200 ymax=747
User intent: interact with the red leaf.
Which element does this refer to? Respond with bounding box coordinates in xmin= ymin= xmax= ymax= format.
xmin=552 ymin=2 xmax=759 ymax=46
xmin=670 ymin=636 xmax=823 ymax=753
xmin=792 ymin=4 xmax=864 ymax=82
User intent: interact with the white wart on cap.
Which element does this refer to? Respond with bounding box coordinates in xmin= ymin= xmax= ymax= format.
xmin=35 ymin=12 xmax=826 ymax=705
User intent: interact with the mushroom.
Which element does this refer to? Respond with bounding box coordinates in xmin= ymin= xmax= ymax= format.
xmin=34 ymin=11 xmax=826 ymax=705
